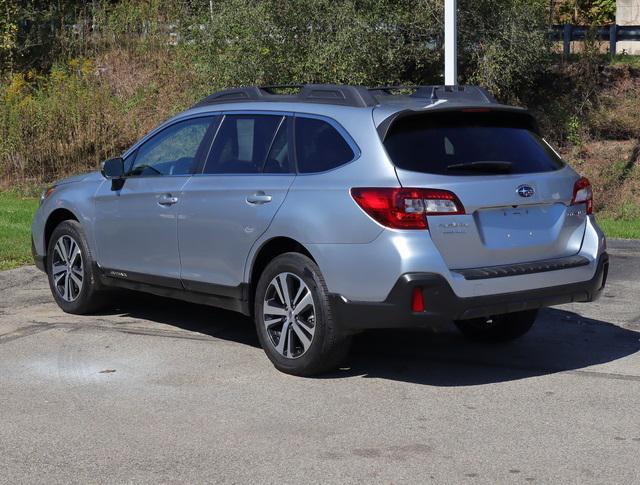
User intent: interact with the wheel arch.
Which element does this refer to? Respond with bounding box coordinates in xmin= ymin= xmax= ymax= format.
xmin=44 ymin=208 xmax=79 ymax=258
xmin=247 ymin=236 xmax=317 ymax=301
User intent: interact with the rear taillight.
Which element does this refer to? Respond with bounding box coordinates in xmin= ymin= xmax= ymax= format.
xmin=571 ymin=177 xmax=593 ymax=215
xmin=350 ymin=187 xmax=465 ymax=230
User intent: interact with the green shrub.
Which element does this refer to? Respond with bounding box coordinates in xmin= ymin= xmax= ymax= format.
xmin=0 ymin=0 xmax=569 ymax=187
xmin=554 ymin=0 xmax=616 ymax=25
xmin=461 ymin=0 xmax=552 ymax=102
xmin=0 ymin=60 xmax=128 ymax=184
xmin=182 ymin=0 xmax=443 ymax=90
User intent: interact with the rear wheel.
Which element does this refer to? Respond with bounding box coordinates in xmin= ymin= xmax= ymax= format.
xmin=254 ymin=252 xmax=351 ymax=376
xmin=454 ymin=309 xmax=538 ymax=342
xmin=46 ymin=220 xmax=107 ymax=314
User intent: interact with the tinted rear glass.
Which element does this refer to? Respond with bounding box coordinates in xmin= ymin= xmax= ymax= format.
xmin=384 ymin=111 xmax=564 ymax=175
xmin=295 ymin=117 xmax=354 ymax=173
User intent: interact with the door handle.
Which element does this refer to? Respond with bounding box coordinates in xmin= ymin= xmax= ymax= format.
xmin=158 ymin=194 xmax=179 ymax=206
xmin=246 ymin=192 xmax=272 ymax=205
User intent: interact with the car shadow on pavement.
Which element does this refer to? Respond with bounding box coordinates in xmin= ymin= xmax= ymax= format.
xmin=335 ymin=308 xmax=640 ymax=386
xmin=103 ymin=292 xmax=640 ymax=386
xmin=102 ymin=290 xmax=261 ymax=348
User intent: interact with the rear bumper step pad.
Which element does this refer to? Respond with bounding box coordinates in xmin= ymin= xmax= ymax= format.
xmin=452 ymin=255 xmax=590 ymax=280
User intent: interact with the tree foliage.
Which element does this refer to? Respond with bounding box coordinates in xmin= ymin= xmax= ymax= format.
xmin=460 ymin=0 xmax=552 ymax=101
xmin=0 ymin=0 xmax=559 ymax=185
xmin=1 ymin=0 xmax=554 ymax=101
xmin=554 ymin=0 xmax=616 ymax=25
xmin=0 ymin=0 xmax=19 ymax=73
xmin=180 ymin=0 xmax=443 ymax=90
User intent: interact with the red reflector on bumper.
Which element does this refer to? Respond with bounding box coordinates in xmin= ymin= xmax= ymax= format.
xmin=411 ymin=287 xmax=425 ymax=312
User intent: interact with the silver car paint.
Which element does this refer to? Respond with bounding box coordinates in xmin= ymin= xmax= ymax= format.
xmin=304 ymin=215 xmax=604 ymax=302
xmin=32 ymin=171 xmax=103 ymax=256
xmin=32 ymin=98 xmax=606 ymax=307
xmin=93 ymin=175 xmax=191 ymax=281
xmin=178 ymin=173 xmax=295 ymax=287
xmin=396 ymin=166 xmax=587 ymax=269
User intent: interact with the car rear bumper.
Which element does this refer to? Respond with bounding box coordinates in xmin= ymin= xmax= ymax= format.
xmin=330 ymin=252 xmax=609 ymax=332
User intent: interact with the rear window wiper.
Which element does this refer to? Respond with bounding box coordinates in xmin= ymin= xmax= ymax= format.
xmin=446 ymin=161 xmax=513 ymax=173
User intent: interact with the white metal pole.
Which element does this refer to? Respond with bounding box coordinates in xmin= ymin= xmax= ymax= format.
xmin=444 ymin=0 xmax=458 ymax=86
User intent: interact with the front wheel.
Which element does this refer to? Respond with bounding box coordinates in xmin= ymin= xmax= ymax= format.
xmin=254 ymin=252 xmax=351 ymax=376
xmin=46 ymin=220 xmax=107 ymax=314
xmin=455 ymin=309 xmax=538 ymax=342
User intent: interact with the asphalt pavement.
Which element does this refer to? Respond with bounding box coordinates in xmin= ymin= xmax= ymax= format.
xmin=1 ymin=240 xmax=639 ymax=484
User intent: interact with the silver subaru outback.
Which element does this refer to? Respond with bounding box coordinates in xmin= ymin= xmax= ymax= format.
xmin=32 ymin=84 xmax=609 ymax=376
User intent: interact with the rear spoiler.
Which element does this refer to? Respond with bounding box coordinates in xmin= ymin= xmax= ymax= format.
xmin=376 ymin=106 xmax=539 ymax=141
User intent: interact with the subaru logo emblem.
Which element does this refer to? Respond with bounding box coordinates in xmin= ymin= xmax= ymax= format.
xmin=516 ymin=184 xmax=535 ymax=198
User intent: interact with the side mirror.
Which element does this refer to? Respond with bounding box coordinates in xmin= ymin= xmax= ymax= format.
xmin=101 ymin=157 xmax=124 ymax=179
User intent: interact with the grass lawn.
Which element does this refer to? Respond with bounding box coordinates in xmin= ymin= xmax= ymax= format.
xmin=0 ymin=192 xmax=638 ymax=271
xmin=597 ymin=217 xmax=640 ymax=240
xmin=0 ymin=192 xmax=38 ymax=270
xmin=609 ymin=54 xmax=640 ymax=69
xmin=565 ymin=54 xmax=640 ymax=69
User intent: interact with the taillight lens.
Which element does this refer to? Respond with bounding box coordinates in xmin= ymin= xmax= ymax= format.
xmin=571 ymin=177 xmax=593 ymax=215
xmin=350 ymin=187 xmax=465 ymax=229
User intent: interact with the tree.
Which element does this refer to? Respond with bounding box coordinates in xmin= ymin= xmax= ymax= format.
xmin=458 ymin=0 xmax=552 ymax=101
xmin=554 ymin=0 xmax=616 ymax=24
xmin=0 ymin=0 xmax=18 ymax=74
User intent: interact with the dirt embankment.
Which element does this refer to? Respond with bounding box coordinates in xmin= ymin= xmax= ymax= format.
xmin=560 ymin=65 xmax=640 ymax=218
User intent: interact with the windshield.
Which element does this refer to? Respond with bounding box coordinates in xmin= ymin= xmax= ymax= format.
xmin=383 ymin=111 xmax=564 ymax=175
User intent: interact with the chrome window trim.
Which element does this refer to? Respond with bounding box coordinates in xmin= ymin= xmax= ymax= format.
xmin=198 ymin=111 xmax=292 ymax=176
xmin=219 ymin=110 xmax=295 ymax=117
xmin=194 ymin=110 xmax=361 ymax=176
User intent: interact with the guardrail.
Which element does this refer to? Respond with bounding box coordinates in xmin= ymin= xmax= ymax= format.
xmin=551 ymin=24 xmax=640 ymax=58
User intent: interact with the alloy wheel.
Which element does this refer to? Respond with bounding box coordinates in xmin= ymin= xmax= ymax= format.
xmin=51 ymin=235 xmax=83 ymax=302
xmin=263 ymin=272 xmax=316 ymax=359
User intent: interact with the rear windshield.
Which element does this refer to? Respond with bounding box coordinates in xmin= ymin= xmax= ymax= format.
xmin=383 ymin=111 xmax=564 ymax=175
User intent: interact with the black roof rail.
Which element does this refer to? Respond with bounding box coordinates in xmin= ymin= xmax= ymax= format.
xmin=368 ymin=85 xmax=498 ymax=104
xmin=192 ymin=84 xmax=378 ymax=108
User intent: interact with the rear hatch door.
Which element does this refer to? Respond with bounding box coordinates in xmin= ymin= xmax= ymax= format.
xmin=383 ymin=109 xmax=587 ymax=269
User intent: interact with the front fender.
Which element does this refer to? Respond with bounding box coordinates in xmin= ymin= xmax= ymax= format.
xmin=32 ymin=174 xmax=105 ymax=258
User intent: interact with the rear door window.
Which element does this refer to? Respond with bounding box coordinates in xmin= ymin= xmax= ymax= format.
xmin=295 ymin=117 xmax=355 ymax=173
xmin=203 ymin=114 xmax=284 ymax=174
xmin=383 ymin=111 xmax=564 ymax=175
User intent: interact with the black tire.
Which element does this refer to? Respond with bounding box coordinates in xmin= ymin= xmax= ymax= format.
xmin=254 ymin=252 xmax=351 ymax=376
xmin=46 ymin=220 xmax=107 ymax=314
xmin=454 ymin=309 xmax=538 ymax=342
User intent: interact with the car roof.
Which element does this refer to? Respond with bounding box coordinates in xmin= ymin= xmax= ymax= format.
xmin=170 ymin=84 xmax=534 ymax=139
xmin=125 ymin=84 xmax=534 ymax=159
xmin=190 ymin=84 xmax=501 ymax=108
